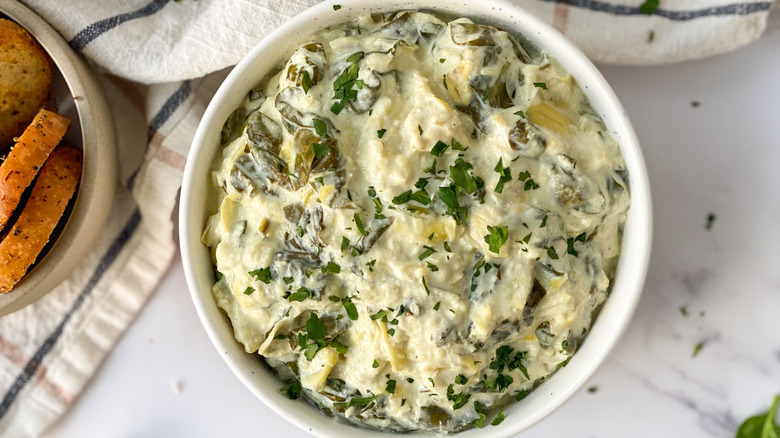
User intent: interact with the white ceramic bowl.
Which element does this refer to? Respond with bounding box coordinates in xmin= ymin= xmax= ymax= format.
xmin=180 ymin=1 xmax=652 ymax=436
xmin=0 ymin=0 xmax=117 ymax=315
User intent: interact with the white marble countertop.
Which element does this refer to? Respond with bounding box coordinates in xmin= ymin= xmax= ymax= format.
xmin=43 ymin=20 xmax=780 ymax=438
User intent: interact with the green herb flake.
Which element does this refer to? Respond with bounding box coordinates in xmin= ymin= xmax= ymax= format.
xmin=640 ymin=0 xmax=660 ymax=15
xmin=387 ymin=328 xmax=396 ymax=336
xmin=446 ymin=384 xmax=471 ymax=410
xmin=422 ymin=276 xmax=430 ymax=295
xmin=249 ymin=267 xmax=272 ymax=284
xmin=566 ymin=232 xmax=587 ymax=256
xmin=306 ymin=313 xmax=326 ymax=340
xmin=439 ymin=58 xmax=445 ymax=63
xmin=312 ymin=142 xmax=330 ymax=159
xmin=333 ymin=4 xmax=341 ymax=10
xmin=322 ymin=261 xmax=341 ymax=274
xmin=493 ymin=158 xmax=512 ymax=194
xmin=301 ymin=71 xmax=312 ymax=95
xmin=370 ymin=309 xmax=389 ymax=321
xmin=451 ymin=138 xmax=466 ymax=151
xmin=419 ymin=245 xmax=438 ymax=260
xmin=428 ymin=377 xmax=435 ymax=387
xmin=424 ymin=159 xmax=437 ymax=174
xmin=444 ymin=241 xmax=452 ymax=252
xmin=455 ymin=374 xmax=467 ymax=385
xmin=330 ymin=339 xmax=348 ymax=355
xmin=450 ymin=158 xmax=478 ymax=194
xmin=484 ymin=225 xmax=509 ymax=254
xmin=313 ymin=118 xmax=327 ymax=138
xmin=410 ymin=190 xmax=431 ymax=205
xmin=386 ymin=379 xmax=396 ymax=394
xmin=431 ymin=140 xmax=449 ymax=156
xmin=533 ymin=82 xmax=548 ymax=90
xmin=514 ymin=110 xmax=526 ymax=118
xmin=341 ymin=236 xmax=350 ymax=252
xmin=736 ymin=394 xmax=780 ymax=438
xmin=407 ymin=377 xmax=414 ymax=383
xmin=418 ymin=125 xmax=423 ymax=135
xmin=433 ymin=301 xmax=441 ymax=311
xmin=693 ymin=341 xmax=704 ymax=358
xmin=680 ymin=306 xmax=688 ymax=317
xmin=283 ymin=276 xmax=294 ymax=285
xmin=540 ymin=215 xmax=548 ymax=228
xmin=377 ymin=128 xmax=387 ymax=138
xmin=415 ymin=178 xmax=429 ymax=189
xmin=427 ymin=262 xmax=439 ymax=272
xmin=243 ymin=286 xmax=255 ymax=295
xmin=545 ymin=246 xmax=559 ymax=260
xmin=280 ymin=380 xmax=302 ymax=400
xmin=648 ymin=30 xmax=655 ymax=43
xmin=706 ymin=213 xmax=716 ymax=230
xmin=392 ymin=190 xmax=412 ymax=205
xmin=588 ymin=386 xmax=598 ymax=393
xmin=472 ymin=401 xmax=487 ymax=428
xmin=491 ymin=410 xmax=505 ymax=426
xmin=372 ymin=359 xmax=379 ymax=368
xmin=354 ymin=212 xmax=367 ymax=236
xmin=288 ymin=287 xmax=312 ymax=302
xmin=442 ymin=75 xmax=448 ymax=90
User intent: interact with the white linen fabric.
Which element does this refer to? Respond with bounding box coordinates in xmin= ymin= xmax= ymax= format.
xmin=0 ymin=0 xmax=777 ymax=436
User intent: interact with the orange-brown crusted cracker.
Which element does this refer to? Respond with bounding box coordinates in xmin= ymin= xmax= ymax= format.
xmin=0 ymin=19 xmax=53 ymax=146
xmin=0 ymin=109 xmax=70 ymax=233
xmin=0 ymin=146 xmax=82 ymax=293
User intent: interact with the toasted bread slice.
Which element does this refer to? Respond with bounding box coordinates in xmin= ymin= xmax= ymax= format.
xmin=0 ymin=146 xmax=82 ymax=293
xmin=0 ymin=19 xmax=52 ymax=146
xmin=0 ymin=109 xmax=70 ymax=233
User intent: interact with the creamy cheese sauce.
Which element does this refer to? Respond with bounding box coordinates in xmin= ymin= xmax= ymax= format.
xmin=202 ymin=11 xmax=630 ymax=433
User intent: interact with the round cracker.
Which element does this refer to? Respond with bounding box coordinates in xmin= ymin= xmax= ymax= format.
xmin=0 ymin=19 xmax=52 ymax=147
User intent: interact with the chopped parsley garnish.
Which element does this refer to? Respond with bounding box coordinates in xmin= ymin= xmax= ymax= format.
xmin=545 ymin=245 xmax=559 ymax=260
xmin=415 ymin=178 xmax=429 ymax=189
xmin=514 ymin=110 xmax=526 ymax=118
xmin=451 ymin=138 xmax=466 ymax=151
xmin=430 ymin=140 xmax=449 ymax=156
xmin=433 ymin=301 xmax=441 ymax=311
xmin=313 ymin=118 xmax=327 ymax=138
xmin=490 ymin=345 xmax=530 ymax=379
xmin=366 ymin=259 xmax=376 ymax=272
xmin=424 ymin=159 xmax=437 ymax=174
xmin=341 ymin=297 xmax=358 ymax=320
xmin=306 ymin=313 xmax=326 ymax=340
xmin=387 ymin=328 xmax=396 ymax=336
xmin=419 ymin=245 xmax=437 ymax=260
xmin=392 ymin=190 xmax=412 ymax=204
xmin=328 ymin=295 xmax=341 ymax=302
xmin=295 ymin=226 xmax=304 ymax=237
xmin=370 ymin=309 xmax=390 ymax=321
xmin=288 ymin=287 xmax=312 ymax=302
xmin=428 ymin=377 xmax=435 ymax=387
xmin=426 ymin=262 xmax=439 ymax=272
xmin=566 ymin=232 xmax=587 ymax=256
xmin=249 ymin=267 xmax=272 ymax=284
xmin=331 ymin=51 xmax=364 ymax=114
xmin=517 ymin=170 xmax=539 ymax=190
xmin=330 ymin=339 xmax=348 ymax=355
xmin=322 ymin=261 xmax=341 ymax=274
xmin=471 ymin=401 xmax=487 ymax=428
xmin=438 ymin=185 xmax=469 ymax=224
xmin=301 ymin=71 xmax=312 ymax=95
xmin=444 ymin=242 xmax=452 ymax=252
xmin=484 ymin=225 xmax=509 ymax=254
xmin=446 ymin=384 xmax=471 ymax=410
xmin=540 ymin=214 xmax=548 ymax=228
xmin=493 ymin=158 xmax=512 ymax=194
xmin=422 ymin=276 xmax=430 ymax=295
xmin=377 ymin=128 xmax=387 ymax=138
xmin=372 ymin=359 xmax=379 ymax=368
xmin=450 ymin=158 xmax=478 ymax=194
xmin=407 ymin=377 xmax=414 ymax=383
xmin=588 ymin=386 xmax=598 ymax=393
xmin=353 ymin=212 xmax=367 ymax=236
xmin=280 ymin=380 xmax=301 ymax=400
xmin=312 ymin=142 xmax=330 ymax=159
xmin=333 ymin=395 xmax=378 ymax=409
xmin=418 ymin=125 xmax=423 ymax=135
xmin=640 ymin=0 xmax=660 ymax=15
xmin=367 ymin=186 xmax=376 ymax=197
xmin=439 ymin=58 xmax=445 ymax=63
xmin=533 ymin=82 xmax=548 ymax=90
xmin=386 ymin=379 xmax=396 ymax=393
xmin=455 ymin=374 xmax=467 ymax=385
xmin=521 ymin=232 xmax=532 ymax=244
xmin=491 ymin=410 xmax=505 ymax=426
xmin=243 ymin=286 xmax=255 ymax=295
xmin=410 ymin=190 xmax=431 ymax=205
xmin=442 ymin=75 xmax=448 ymax=90
xmin=283 ymin=276 xmax=294 ymax=285
xmin=693 ymin=341 xmax=704 ymax=358
xmin=341 ymin=236 xmax=350 ymax=252
xmin=333 ymin=4 xmax=341 ymax=10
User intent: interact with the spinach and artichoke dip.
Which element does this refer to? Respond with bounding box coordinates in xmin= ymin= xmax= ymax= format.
xmin=202 ymin=10 xmax=630 ymax=433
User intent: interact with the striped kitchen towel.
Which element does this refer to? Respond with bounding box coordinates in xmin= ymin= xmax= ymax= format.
xmin=0 ymin=0 xmax=777 ymax=437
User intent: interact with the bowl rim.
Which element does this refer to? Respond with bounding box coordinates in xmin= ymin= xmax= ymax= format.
xmin=180 ymin=1 xmax=652 ymax=436
xmin=0 ymin=0 xmax=118 ymax=315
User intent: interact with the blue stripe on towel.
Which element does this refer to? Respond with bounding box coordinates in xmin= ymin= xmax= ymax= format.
xmin=0 ymin=210 xmax=142 ymax=420
xmin=540 ymin=0 xmax=773 ymax=21
xmin=69 ymin=0 xmax=171 ymax=51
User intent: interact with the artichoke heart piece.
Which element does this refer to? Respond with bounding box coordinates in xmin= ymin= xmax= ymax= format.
xmin=526 ymin=103 xmax=572 ymax=134
xmin=286 ymin=42 xmax=326 ymax=88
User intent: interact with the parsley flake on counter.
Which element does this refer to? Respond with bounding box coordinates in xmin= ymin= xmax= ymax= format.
xmin=377 ymin=128 xmax=387 ymax=138
xmin=706 ymin=213 xmax=716 ymax=230
xmin=249 ymin=267 xmax=272 ymax=284
xmin=680 ymin=306 xmax=688 ymax=317
xmin=243 ymin=286 xmax=255 ymax=295
xmin=588 ymin=386 xmax=598 ymax=393
xmin=484 ymin=225 xmax=509 ymax=254
xmin=640 ymin=0 xmax=660 ymax=15
xmin=692 ymin=341 xmax=704 ymax=358
xmin=533 ymin=82 xmax=548 ymax=90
